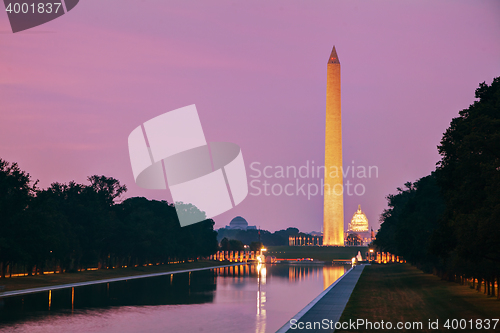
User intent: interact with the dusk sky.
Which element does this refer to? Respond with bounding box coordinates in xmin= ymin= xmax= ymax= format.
xmin=1 ymin=1 xmax=499 ymax=233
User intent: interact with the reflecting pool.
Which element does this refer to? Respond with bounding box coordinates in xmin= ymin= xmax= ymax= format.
xmin=0 ymin=264 xmax=348 ymax=333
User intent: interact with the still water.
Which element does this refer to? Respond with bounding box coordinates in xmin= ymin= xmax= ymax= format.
xmin=0 ymin=264 xmax=348 ymax=333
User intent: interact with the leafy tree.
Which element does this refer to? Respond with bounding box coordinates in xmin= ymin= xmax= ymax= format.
xmin=376 ymin=77 xmax=500 ymax=288
xmin=435 ymin=77 xmax=500 ymax=275
xmin=0 ymin=167 xmax=218 ymax=277
xmin=87 ymin=175 xmax=127 ymax=206
xmin=216 ymin=226 xmax=302 ymax=246
xmin=375 ymin=175 xmax=445 ymax=272
xmin=0 ymin=159 xmax=36 ymax=277
xmin=250 ymin=241 xmax=263 ymax=252
xmin=228 ymin=239 xmax=244 ymax=251
xmin=345 ymin=233 xmax=362 ymax=246
xmin=220 ymin=237 xmax=230 ymax=251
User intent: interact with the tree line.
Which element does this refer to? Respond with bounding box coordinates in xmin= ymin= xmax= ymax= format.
xmin=216 ymin=227 xmax=300 ymax=246
xmin=374 ymin=77 xmax=500 ymax=296
xmin=0 ymin=165 xmax=218 ymax=277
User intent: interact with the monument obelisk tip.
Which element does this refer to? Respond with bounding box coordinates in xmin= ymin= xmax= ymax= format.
xmin=328 ymin=46 xmax=340 ymax=64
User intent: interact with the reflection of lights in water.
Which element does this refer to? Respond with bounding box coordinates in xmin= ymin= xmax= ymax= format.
xmin=48 ymin=290 xmax=51 ymax=310
xmin=323 ymin=266 xmax=345 ymax=290
xmin=256 ymin=264 xmax=266 ymax=333
xmin=72 ymin=287 xmax=75 ymax=311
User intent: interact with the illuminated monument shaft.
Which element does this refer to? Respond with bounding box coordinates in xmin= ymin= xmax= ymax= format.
xmin=323 ymin=46 xmax=344 ymax=246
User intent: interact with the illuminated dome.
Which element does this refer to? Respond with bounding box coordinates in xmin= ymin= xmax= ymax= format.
xmin=229 ymin=216 xmax=248 ymax=230
xmin=348 ymin=205 xmax=369 ymax=232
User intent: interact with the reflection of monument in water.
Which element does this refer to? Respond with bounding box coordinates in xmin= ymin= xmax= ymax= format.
xmin=323 ymin=265 xmax=346 ymax=290
xmin=285 ymin=264 xmax=346 ymax=290
xmin=323 ymin=46 xmax=345 ymax=246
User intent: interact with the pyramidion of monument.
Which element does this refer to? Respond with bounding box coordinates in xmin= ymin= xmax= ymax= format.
xmin=328 ymin=45 xmax=340 ymax=64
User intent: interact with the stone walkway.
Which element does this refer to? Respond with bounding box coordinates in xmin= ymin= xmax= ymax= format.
xmin=277 ymin=264 xmax=366 ymax=333
xmin=0 ymin=263 xmax=244 ymax=298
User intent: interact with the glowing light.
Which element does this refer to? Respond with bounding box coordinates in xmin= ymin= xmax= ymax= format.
xmin=9 ymin=273 xmax=28 ymax=277
xmin=348 ymin=205 xmax=369 ymax=232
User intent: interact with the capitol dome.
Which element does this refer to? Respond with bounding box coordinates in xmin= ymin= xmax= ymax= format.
xmin=348 ymin=205 xmax=369 ymax=232
xmin=229 ymin=216 xmax=249 ymax=230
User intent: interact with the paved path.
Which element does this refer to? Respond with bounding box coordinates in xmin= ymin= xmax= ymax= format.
xmin=0 ymin=263 xmax=244 ymax=298
xmin=277 ymin=264 xmax=366 ymax=333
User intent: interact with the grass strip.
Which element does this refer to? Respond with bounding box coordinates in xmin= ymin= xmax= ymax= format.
xmin=0 ymin=260 xmax=231 ymax=293
xmin=337 ymin=264 xmax=500 ymax=332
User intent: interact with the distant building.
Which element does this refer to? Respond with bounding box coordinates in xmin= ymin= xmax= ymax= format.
xmin=348 ymin=205 xmax=369 ymax=232
xmin=225 ymin=216 xmax=257 ymax=231
xmin=346 ymin=205 xmax=371 ymax=245
xmin=289 ymin=234 xmax=323 ymax=246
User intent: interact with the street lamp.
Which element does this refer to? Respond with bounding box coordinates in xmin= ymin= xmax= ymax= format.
xmin=259 ymin=248 xmax=267 ymax=264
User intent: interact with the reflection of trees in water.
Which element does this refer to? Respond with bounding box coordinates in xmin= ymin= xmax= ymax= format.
xmin=0 ymin=264 xmax=349 ymax=328
xmin=0 ymin=270 xmax=217 ymax=325
xmin=214 ymin=263 xmax=345 ymax=285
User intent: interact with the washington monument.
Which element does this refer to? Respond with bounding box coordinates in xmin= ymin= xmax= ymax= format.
xmin=323 ymin=46 xmax=344 ymax=246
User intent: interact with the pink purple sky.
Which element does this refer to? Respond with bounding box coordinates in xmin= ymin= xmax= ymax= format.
xmin=1 ymin=1 xmax=499 ymax=232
